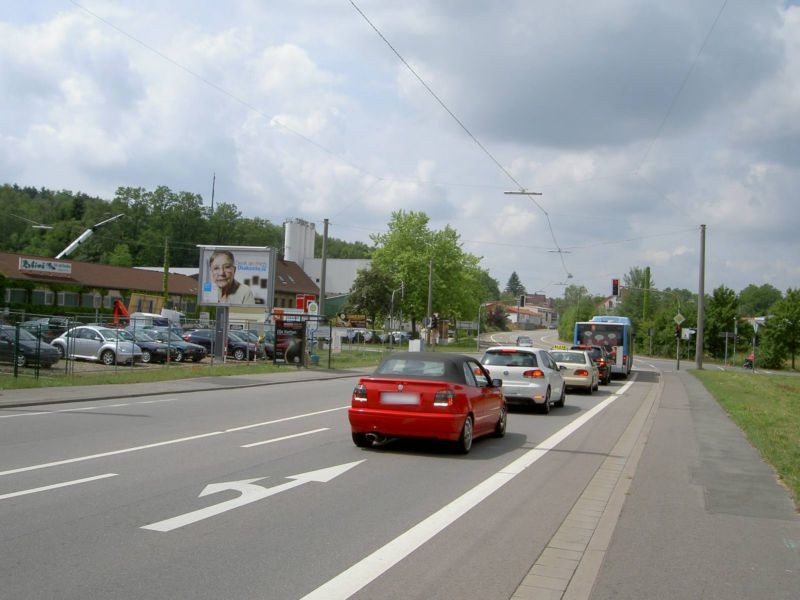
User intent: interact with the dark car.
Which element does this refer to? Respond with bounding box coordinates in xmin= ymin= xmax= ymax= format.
xmin=19 ymin=316 xmax=73 ymax=343
xmin=144 ymin=327 xmax=206 ymax=363
xmin=120 ymin=329 xmax=176 ymax=364
xmin=183 ymin=329 xmax=260 ymax=361
xmin=0 ymin=325 xmax=61 ymax=368
xmin=228 ymin=330 xmax=265 ymax=360
xmin=571 ymin=344 xmax=613 ymax=384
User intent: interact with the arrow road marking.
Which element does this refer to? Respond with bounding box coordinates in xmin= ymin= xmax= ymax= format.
xmin=142 ymin=460 xmax=364 ymax=532
xmin=0 ymin=473 xmax=117 ymax=501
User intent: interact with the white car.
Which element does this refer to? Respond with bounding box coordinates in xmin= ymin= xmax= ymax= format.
xmin=549 ymin=349 xmax=599 ymax=394
xmin=480 ymin=346 xmax=566 ymax=414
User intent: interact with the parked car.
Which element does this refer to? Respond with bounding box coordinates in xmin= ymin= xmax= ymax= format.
xmin=571 ymin=344 xmax=613 ymax=384
xmin=120 ymin=329 xmax=176 ymax=364
xmin=51 ymin=325 xmax=142 ymax=365
xmin=182 ymin=329 xmax=260 ymax=361
xmin=549 ymin=349 xmax=599 ymax=393
xmin=228 ymin=330 xmax=266 ymax=360
xmin=480 ymin=346 xmax=566 ymax=414
xmin=0 ymin=325 xmax=61 ymax=368
xmin=349 ymin=351 xmax=506 ymax=453
xmin=19 ymin=316 xmax=73 ymax=343
xmin=144 ymin=327 xmax=206 ymax=362
xmin=516 ymin=335 xmax=534 ymax=347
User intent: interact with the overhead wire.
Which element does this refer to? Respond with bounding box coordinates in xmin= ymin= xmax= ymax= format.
xmin=348 ymin=0 xmax=573 ymax=279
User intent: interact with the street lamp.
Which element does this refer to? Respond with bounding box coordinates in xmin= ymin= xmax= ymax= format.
xmin=389 ymin=281 xmax=404 ymax=336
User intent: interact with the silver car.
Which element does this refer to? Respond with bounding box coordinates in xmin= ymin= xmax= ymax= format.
xmin=480 ymin=346 xmax=566 ymax=414
xmin=52 ymin=325 xmax=143 ymax=365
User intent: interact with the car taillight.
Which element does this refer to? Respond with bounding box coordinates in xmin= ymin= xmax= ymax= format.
xmin=353 ymin=384 xmax=368 ymax=402
xmin=433 ymin=389 xmax=455 ymax=406
xmin=622 ymin=355 xmax=627 ymax=364
xmin=522 ymin=369 xmax=545 ymax=379
xmin=575 ymin=369 xmax=589 ymax=376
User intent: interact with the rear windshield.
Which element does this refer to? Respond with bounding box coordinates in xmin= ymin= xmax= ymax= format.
xmin=551 ymin=351 xmax=585 ymax=363
xmin=482 ymin=350 xmax=537 ymax=368
xmin=376 ymin=358 xmax=447 ymax=377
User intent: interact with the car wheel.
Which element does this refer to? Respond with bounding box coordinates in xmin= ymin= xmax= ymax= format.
xmin=101 ymin=350 xmax=116 ymax=366
xmin=191 ymin=355 xmax=202 ymax=362
xmin=352 ymin=432 xmax=370 ymax=448
xmin=593 ymin=378 xmax=599 ymax=392
xmin=234 ymin=348 xmax=246 ymax=361
xmin=55 ymin=344 xmax=65 ymax=358
xmin=141 ymin=350 xmax=152 ymax=364
xmin=492 ymin=405 xmax=507 ymax=438
xmin=586 ymin=382 xmax=593 ymax=395
xmin=541 ymin=388 xmax=551 ymax=414
xmin=554 ymin=385 xmax=566 ymax=408
xmin=174 ymin=349 xmax=184 ymax=363
xmin=15 ymin=354 xmax=27 ymax=368
xmin=456 ymin=415 xmax=474 ymax=453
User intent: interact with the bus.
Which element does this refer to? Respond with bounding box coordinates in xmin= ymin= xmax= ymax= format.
xmin=573 ymin=315 xmax=633 ymax=377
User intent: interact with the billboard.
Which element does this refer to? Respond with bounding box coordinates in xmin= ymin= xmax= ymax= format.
xmin=197 ymin=246 xmax=275 ymax=307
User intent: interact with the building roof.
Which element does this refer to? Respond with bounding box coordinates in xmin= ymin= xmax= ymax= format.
xmin=1 ymin=252 xmax=198 ymax=295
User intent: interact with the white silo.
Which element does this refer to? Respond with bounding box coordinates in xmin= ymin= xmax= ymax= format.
xmin=284 ymin=219 xmax=316 ymax=267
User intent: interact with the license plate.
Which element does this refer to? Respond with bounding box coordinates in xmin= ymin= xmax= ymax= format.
xmin=380 ymin=392 xmax=420 ymax=405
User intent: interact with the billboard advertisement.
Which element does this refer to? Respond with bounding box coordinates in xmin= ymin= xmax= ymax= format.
xmin=197 ymin=246 xmax=275 ymax=307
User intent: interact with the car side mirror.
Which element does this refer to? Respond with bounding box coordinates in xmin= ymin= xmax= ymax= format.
xmin=559 ymin=365 xmax=566 ymax=371
xmin=492 ymin=378 xmax=503 ymax=388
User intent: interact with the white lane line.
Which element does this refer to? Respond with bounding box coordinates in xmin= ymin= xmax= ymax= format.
xmin=225 ymin=406 xmax=348 ymax=433
xmin=0 ymin=406 xmax=349 ymax=477
xmin=301 ymin=377 xmax=636 ymax=600
xmin=0 ymin=473 xmax=118 ymax=501
xmin=241 ymin=428 xmax=330 ymax=448
xmin=0 ymin=398 xmax=178 ymax=419
xmin=0 ymin=432 xmax=224 ymax=477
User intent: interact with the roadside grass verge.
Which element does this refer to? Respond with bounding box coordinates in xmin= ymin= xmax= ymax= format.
xmin=692 ymin=370 xmax=800 ymax=509
xmin=0 ymin=349 xmax=386 ymax=391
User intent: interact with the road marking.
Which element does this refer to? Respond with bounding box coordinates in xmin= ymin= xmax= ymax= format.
xmin=241 ymin=428 xmax=330 ymax=448
xmin=0 ymin=407 xmax=349 ymax=477
xmin=142 ymin=460 xmax=364 ymax=532
xmin=0 ymin=398 xmax=178 ymax=419
xmin=224 ymin=406 xmax=348 ymax=432
xmin=0 ymin=473 xmax=117 ymax=501
xmin=301 ymin=378 xmax=636 ymax=600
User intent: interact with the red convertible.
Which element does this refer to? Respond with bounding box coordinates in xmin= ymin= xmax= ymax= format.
xmin=349 ymin=352 xmax=507 ymax=453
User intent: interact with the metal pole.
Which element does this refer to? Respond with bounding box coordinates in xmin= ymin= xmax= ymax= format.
xmin=695 ymin=224 xmax=706 ymax=369
xmin=427 ymin=258 xmax=433 ymax=346
xmin=676 ymin=337 xmax=681 ymax=371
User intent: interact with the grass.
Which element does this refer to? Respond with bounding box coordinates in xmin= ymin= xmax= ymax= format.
xmin=692 ymin=370 xmax=800 ymax=509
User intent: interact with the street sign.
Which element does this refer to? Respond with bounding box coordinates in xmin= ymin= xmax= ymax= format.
xmin=674 ymin=313 xmax=685 ymax=325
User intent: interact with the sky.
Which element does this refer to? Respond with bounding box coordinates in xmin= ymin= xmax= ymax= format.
xmin=2 ymin=0 xmax=799 ymax=299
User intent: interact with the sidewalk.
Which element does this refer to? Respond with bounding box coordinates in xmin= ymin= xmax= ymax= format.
xmin=0 ymin=366 xmax=375 ymax=409
xmin=581 ymin=369 xmax=800 ymax=599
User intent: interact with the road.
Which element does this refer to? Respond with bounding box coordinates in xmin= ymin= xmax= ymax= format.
xmin=0 ymin=366 xmax=656 ymax=599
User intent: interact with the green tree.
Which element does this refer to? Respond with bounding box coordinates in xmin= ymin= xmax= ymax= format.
xmin=107 ymin=244 xmax=133 ymax=267
xmin=762 ymin=289 xmax=800 ymax=369
xmin=346 ymin=265 xmax=394 ymax=328
xmin=738 ymin=284 xmax=782 ymax=317
xmin=704 ymin=285 xmax=739 ymax=358
xmin=504 ymin=271 xmax=526 ymax=297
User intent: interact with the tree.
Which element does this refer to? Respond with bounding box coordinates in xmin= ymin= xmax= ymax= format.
xmin=762 ymin=288 xmax=800 ymax=369
xmin=504 ymin=272 xmax=525 ymax=297
xmin=738 ymin=284 xmax=782 ymax=317
xmin=346 ymin=265 xmax=394 ymax=328
xmin=704 ymin=285 xmax=738 ymax=358
xmin=107 ymin=244 xmax=133 ymax=267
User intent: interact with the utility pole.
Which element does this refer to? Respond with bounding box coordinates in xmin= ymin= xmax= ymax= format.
xmin=427 ymin=258 xmax=433 ymax=345
xmin=695 ymin=224 xmax=706 ymax=369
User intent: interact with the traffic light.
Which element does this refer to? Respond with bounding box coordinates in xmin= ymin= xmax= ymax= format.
xmin=612 ymin=278 xmax=619 ymax=296
xmin=675 ymin=325 xmax=682 ymax=339
xmin=519 ymin=294 xmax=526 ymax=306
xmin=431 ymin=314 xmax=439 ymax=329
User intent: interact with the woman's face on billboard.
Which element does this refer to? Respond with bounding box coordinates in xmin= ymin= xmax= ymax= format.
xmin=210 ymin=253 xmax=236 ymax=289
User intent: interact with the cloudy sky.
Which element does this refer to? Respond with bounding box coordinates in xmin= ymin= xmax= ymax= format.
xmin=2 ymin=1 xmax=799 ymax=299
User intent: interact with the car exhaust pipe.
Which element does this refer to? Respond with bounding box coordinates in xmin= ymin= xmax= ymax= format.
xmin=365 ymin=433 xmax=381 ymax=444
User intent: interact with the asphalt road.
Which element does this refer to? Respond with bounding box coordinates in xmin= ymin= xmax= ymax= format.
xmin=0 ymin=371 xmax=651 ymax=599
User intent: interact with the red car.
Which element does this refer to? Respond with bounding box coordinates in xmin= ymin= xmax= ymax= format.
xmin=349 ymin=352 xmax=507 ymax=453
